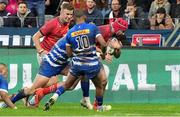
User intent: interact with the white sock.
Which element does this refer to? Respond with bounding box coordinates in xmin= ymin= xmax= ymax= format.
xmin=51 ymin=93 xmax=59 ymax=101
xmin=29 ymin=96 xmax=35 ymax=105
xmin=84 ymin=97 xmax=91 ymax=103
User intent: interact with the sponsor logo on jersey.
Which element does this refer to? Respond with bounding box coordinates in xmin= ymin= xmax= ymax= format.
xmin=71 ymin=29 xmax=90 ymax=37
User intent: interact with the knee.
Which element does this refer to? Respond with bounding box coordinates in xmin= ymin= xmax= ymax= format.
xmin=0 ymin=92 xmax=8 ymax=100
xmin=24 ymin=87 xmax=34 ymax=96
xmin=102 ymin=78 xmax=107 ymax=86
xmin=63 ymin=82 xmax=71 ymax=90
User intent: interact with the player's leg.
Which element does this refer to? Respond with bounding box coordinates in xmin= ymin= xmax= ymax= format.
xmin=91 ymin=66 xmax=111 ymax=111
xmin=11 ymin=60 xmax=62 ymax=104
xmin=11 ymin=74 xmax=50 ymax=104
xmin=80 ymin=78 xmax=93 ymax=110
xmin=28 ymin=81 xmax=64 ymax=107
xmin=44 ymin=72 xmax=78 ymax=111
xmin=29 ymin=76 xmax=59 ymax=107
xmin=39 ymin=64 xmax=70 ymax=100
xmin=28 ymin=65 xmax=70 ymax=107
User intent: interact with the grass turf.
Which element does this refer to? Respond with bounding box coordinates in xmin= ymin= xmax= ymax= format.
xmin=1 ymin=103 xmax=180 ymax=116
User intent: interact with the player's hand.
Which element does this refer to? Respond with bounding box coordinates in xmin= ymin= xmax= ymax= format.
xmin=159 ymin=24 xmax=165 ymax=29
xmin=40 ymin=50 xmax=48 ymax=57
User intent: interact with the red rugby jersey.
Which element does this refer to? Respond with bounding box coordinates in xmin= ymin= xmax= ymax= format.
xmin=96 ymin=24 xmax=113 ymax=48
xmin=40 ymin=17 xmax=69 ymax=52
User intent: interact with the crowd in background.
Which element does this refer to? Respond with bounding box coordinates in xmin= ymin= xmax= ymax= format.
xmin=0 ymin=0 xmax=179 ymax=29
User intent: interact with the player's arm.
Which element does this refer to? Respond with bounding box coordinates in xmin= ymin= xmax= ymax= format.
xmin=65 ymin=32 xmax=73 ymax=57
xmin=66 ymin=44 xmax=73 ymax=57
xmin=0 ymin=91 xmax=17 ymax=109
xmin=32 ymin=31 xmax=45 ymax=54
xmin=113 ymin=40 xmax=122 ymax=58
xmin=113 ymin=48 xmax=121 ymax=58
xmin=96 ymin=34 xmax=107 ymax=54
xmin=108 ymin=38 xmax=122 ymax=58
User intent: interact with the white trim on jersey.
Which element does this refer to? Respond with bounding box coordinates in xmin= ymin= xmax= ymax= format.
xmin=52 ymin=50 xmax=66 ymax=60
xmin=45 ymin=56 xmax=60 ymax=67
xmin=0 ymin=89 xmax=8 ymax=93
xmin=72 ymin=60 xmax=99 ymax=66
xmin=73 ymin=56 xmax=99 ymax=61
xmin=96 ymin=33 xmax=102 ymax=38
xmin=55 ymin=44 xmax=66 ymax=54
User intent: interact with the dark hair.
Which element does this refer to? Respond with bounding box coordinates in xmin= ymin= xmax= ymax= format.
xmin=156 ymin=7 xmax=166 ymax=14
xmin=96 ymin=0 xmax=109 ymax=8
xmin=126 ymin=0 xmax=136 ymax=6
xmin=18 ymin=1 xmax=27 ymax=6
xmin=61 ymin=2 xmax=74 ymax=11
xmin=111 ymin=0 xmax=121 ymax=4
xmin=74 ymin=9 xmax=85 ymax=17
xmin=0 ymin=0 xmax=8 ymax=5
xmin=93 ymin=0 xmax=97 ymax=3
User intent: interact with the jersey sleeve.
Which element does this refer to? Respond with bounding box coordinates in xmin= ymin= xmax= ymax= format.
xmin=65 ymin=31 xmax=71 ymax=47
xmin=93 ymin=25 xmax=102 ymax=38
xmin=0 ymin=75 xmax=8 ymax=93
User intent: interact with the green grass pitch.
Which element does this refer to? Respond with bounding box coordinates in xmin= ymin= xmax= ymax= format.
xmin=1 ymin=103 xmax=180 ymax=116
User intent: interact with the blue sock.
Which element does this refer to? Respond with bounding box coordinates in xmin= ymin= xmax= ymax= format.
xmin=96 ymin=96 xmax=103 ymax=106
xmin=55 ymin=86 xmax=65 ymax=96
xmin=11 ymin=89 xmax=26 ymax=103
xmin=81 ymin=80 xmax=89 ymax=97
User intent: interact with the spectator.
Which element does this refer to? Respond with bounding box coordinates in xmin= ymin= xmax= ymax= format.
xmin=169 ymin=0 xmax=176 ymax=3
xmin=96 ymin=0 xmax=110 ymax=20
xmin=25 ymin=0 xmax=45 ymax=27
xmin=71 ymin=0 xmax=86 ymax=10
xmin=148 ymin=0 xmax=171 ymax=18
xmin=5 ymin=1 xmax=37 ymax=27
xmin=170 ymin=0 xmax=180 ymax=25
xmin=104 ymin=0 xmax=124 ymax=24
xmin=45 ymin=0 xmax=60 ymax=15
xmin=0 ymin=0 xmax=9 ymax=16
xmin=123 ymin=1 xmax=150 ymax=29
xmin=84 ymin=0 xmax=103 ymax=26
xmin=6 ymin=0 xmax=23 ymax=16
xmin=0 ymin=0 xmax=10 ymax=27
xmin=149 ymin=7 xmax=174 ymax=30
xmin=134 ymin=0 xmax=153 ymax=12
xmin=55 ymin=0 xmax=72 ymax=15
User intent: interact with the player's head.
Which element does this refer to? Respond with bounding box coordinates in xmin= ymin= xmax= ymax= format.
xmin=0 ymin=63 xmax=8 ymax=78
xmin=60 ymin=2 xmax=74 ymax=24
xmin=73 ymin=9 xmax=86 ymax=22
xmin=110 ymin=18 xmax=128 ymax=35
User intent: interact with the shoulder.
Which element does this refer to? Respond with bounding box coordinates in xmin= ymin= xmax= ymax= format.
xmin=94 ymin=8 xmax=103 ymax=15
xmin=41 ymin=17 xmax=58 ymax=29
xmin=87 ymin=23 xmax=98 ymax=29
xmin=150 ymin=1 xmax=156 ymax=6
xmin=27 ymin=12 xmax=35 ymax=17
xmin=45 ymin=17 xmax=58 ymax=25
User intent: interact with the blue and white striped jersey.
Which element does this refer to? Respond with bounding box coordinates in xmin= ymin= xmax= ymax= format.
xmin=44 ymin=37 xmax=69 ymax=67
xmin=66 ymin=23 xmax=101 ymax=66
